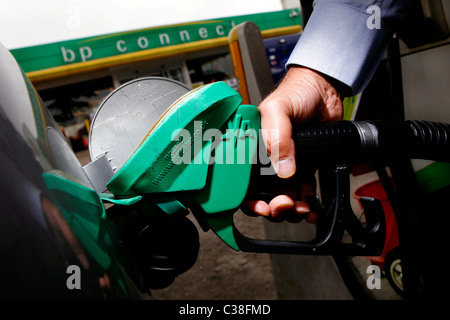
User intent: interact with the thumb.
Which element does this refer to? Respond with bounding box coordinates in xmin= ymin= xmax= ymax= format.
xmin=260 ymin=102 xmax=296 ymax=179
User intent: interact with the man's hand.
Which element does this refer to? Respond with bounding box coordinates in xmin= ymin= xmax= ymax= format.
xmin=248 ymin=66 xmax=344 ymax=222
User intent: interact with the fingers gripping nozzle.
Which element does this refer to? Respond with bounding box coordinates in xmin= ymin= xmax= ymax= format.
xmin=100 ymin=81 xmax=392 ymax=257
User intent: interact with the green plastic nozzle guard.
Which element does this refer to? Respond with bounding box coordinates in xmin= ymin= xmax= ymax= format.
xmin=190 ymin=104 xmax=260 ymax=250
xmin=106 ymin=81 xmax=261 ymax=250
xmin=107 ymin=81 xmax=242 ymax=195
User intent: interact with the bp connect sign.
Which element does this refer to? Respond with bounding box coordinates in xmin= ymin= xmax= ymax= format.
xmin=11 ymin=9 xmax=301 ymax=73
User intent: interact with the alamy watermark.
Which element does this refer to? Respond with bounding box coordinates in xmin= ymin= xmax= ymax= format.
xmin=168 ymin=121 xmax=279 ymax=176
xmin=65 ymin=263 xmax=382 ymax=291
xmin=66 ymin=265 xmax=81 ymax=290
xmin=367 ymin=265 xmax=382 ymax=290
xmin=366 ymin=5 xmax=381 ymax=30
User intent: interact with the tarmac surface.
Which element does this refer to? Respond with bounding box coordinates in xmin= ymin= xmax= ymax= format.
xmin=152 ymin=212 xmax=278 ymax=300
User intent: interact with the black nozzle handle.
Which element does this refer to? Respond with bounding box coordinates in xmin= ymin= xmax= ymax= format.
xmin=239 ymin=120 xmax=450 ymax=256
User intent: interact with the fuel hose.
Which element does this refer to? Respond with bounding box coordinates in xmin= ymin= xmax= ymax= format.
xmin=292 ymin=120 xmax=450 ymax=164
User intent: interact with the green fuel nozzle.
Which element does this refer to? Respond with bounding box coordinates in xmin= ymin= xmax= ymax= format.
xmin=106 ymin=81 xmax=260 ymax=250
xmin=104 ymin=80 xmax=390 ymax=256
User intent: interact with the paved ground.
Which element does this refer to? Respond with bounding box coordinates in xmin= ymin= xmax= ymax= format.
xmin=151 ymin=213 xmax=278 ymax=300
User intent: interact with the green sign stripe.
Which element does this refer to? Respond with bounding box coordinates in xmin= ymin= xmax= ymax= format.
xmin=25 ymin=37 xmax=232 ymax=82
xmin=11 ymin=9 xmax=301 ymax=73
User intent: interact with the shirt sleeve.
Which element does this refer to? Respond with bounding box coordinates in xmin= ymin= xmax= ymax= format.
xmin=286 ymin=0 xmax=413 ymax=95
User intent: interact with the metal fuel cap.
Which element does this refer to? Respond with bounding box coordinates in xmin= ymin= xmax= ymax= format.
xmin=88 ymin=77 xmax=190 ymax=172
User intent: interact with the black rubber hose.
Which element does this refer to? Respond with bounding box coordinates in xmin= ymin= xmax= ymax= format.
xmin=293 ymin=120 xmax=450 ymax=164
xmin=377 ymin=120 xmax=450 ymax=162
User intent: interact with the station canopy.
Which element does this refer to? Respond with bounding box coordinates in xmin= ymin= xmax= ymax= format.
xmin=10 ymin=9 xmax=301 ymax=84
